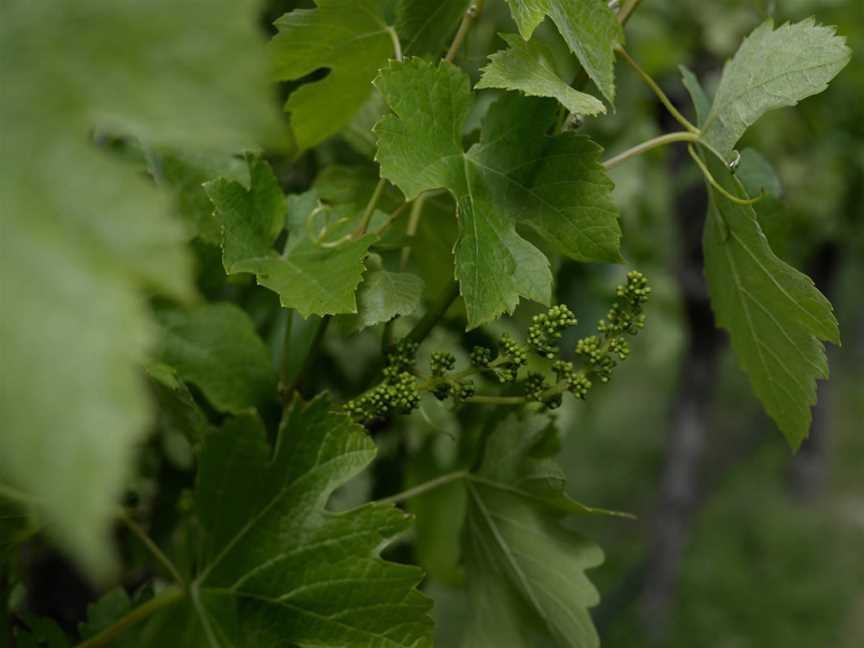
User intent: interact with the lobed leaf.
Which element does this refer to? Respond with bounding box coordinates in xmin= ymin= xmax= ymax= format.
xmin=206 ymin=161 xmax=376 ymax=317
xmin=374 ymin=58 xmax=621 ymax=328
xmin=271 ymin=0 xmax=397 ymax=151
xmin=138 ymin=397 xmax=433 ymax=647
xmin=478 ymin=34 xmax=606 ymax=116
xmin=702 ymin=162 xmax=840 ymax=449
xmin=462 ymin=416 xmax=604 ymax=647
xmin=503 ymin=0 xmax=623 ymax=104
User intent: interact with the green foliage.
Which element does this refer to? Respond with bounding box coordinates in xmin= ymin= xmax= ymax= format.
xmin=478 ymin=34 xmax=606 ymax=116
xmin=375 ymin=58 xmax=621 ymax=327
xmin=702 ymin=162 xmax=839 ymax=449
xmin=271 ymin=0 xmax=397 ymax=151
xmin=0 ymin=0 xmax=280 ymax=578
xmin=155 ymin=303 xmax=277 ymax=414
xmin=700 ymin=18 xmax=851 ymax=160
xmin=462 ymin=416 xmax=603 ymax=648
xmin=140 ymin=398 xmax=432 ymax=646
xmin=503 ymin=0 xmax=623 ymax=103
xmin=206 ymin=161 xmax=376 ymax=316
xmin=2 ymin=0 xmax=855 ymax=644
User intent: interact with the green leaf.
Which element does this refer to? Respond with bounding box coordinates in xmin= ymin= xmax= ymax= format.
xmin=701 ymin=18 xmax=851 ymax=160
xmin=353 ymin=270 xmax=426 ymax=330
xmin=0 ymin=0 xmax=281 ymax=578
xmin=702 ymin=162 xmax=840 ymax=449
xmin=374 ymin=59 xmax=621 ymax=328
xmin=503 ymin=0 xmax=623 ymax=104
xmin=156 ymin=304 xmax=277 ymax=414
xmin=478 ymin=34 xmax=606 ymax=116
xmin=159 ymin=152 xmax=250 ymax=245
xmin=679 ymin=64 xmax=712 ymax=126
xmin=271 ymin=0 xmax=397 ymax=151
xmin=396 ymin=0 xmax=471 ymax=56
xmin=462 ymin=416 xmax=603 ymax=647
xmin=140 ymin=398 xmax=433 ymax=646
xmin=206 ymin=162 xmax=376 ymax=317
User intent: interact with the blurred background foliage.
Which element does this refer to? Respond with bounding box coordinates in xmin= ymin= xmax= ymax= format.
xmin=6 ymin=0 xmax=860 ymax=646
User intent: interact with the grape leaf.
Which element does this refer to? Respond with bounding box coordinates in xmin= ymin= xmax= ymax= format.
xmin=701 ymin=18 xmax=851 ymax=160
xmin=353 ymin=270 xmax=426 ymax=330
xmin=702 ymin=162 xmax=840 ymax=449
xmin=679 ymin=65 xmax=711 ymax=126
xmin=158 ymin=152 xmax=250 ymax=245
xmin=156 ymin=304 xmax=277 ymax=414
xmin=1 ymin=0 xmax=281 ymax=577
xmin=206 ymin=161 xmax=376 ymax=317
xmin=462 ymin=416 xmax=604 ymax=647
xmin=396 ymin=0 xmax=471 ymax=56
xmin=503 ymin=0 xmax=623 ymax=104
xmin=139 ymin=398 xmax=433 ymax=647
xmin=478 ymin=34 xmax=606 ymax=116
xmin=374 ymin=58 xmax=621 ymax=328
xmin=271 ymin=0 xmax=398 ymax=151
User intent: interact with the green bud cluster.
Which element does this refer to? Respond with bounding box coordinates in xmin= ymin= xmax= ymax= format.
xmin=430 ymin=351 xmax=456 ymax=376
xmin=469 ymin=346 xmax=493 ymax=368
xmin=552 ymin=360 xmax=592 ymax=400
xmin=454 ymin=380 xmax=476 ymax=402
xmin=345 ymin=339 xmax=421 ymax=426
xmin=494 ymin=334 xmax=527 ymax=383
xmin=528 ymin=304 xmax=578 ymax=359
xmin=575 ymin=271 xmax=651 ymax=388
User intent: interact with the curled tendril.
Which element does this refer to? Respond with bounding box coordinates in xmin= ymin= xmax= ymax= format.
xmin=688 ymin=145 xmax=763 ymax=206
xmin=303 ymin=203 xmax=353 ymax=248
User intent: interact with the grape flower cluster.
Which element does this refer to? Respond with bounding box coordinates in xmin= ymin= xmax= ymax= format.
xmin=344 ymin=339 xmax=421 ymax=426
xmin=345 ymin=271 xmax=651 ymax=424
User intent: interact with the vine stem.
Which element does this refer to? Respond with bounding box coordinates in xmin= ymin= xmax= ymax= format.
xmin=74 ymin=587 xmax=184 ymax=648
xmin=603 ymin=131 xmax=700 ymax=169
xmin=354 ymin=177 xmax=387 ymax=238
xmin=462 ymin=394 xmax=527 ymax=405
xmin=617 ymin=0 xmax=644 ymax=24
xmin=404 ymin=282 xmax=460 ymax=346
xmin=615 ymin=46 xmax=699 ymax=134
xmin=376 ymin=470 xmax=469 ymax=506
xmin=445 ymin=0 xmax=486 ymax=63
xmin=120 ymin=511 xmax=185 ymax=586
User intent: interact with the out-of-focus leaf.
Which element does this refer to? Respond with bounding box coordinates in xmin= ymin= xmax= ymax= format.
xmin=352 ymin=270 xmax=425 ymax=330
xmin=0 ymin=0 xmax=280 ymax=578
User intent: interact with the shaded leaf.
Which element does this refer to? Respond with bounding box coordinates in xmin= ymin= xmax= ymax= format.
xmin=396 ymin=0 xmax=471 ymax=56
xmin=478 ymin=34 xmax=606 ymax=116
xmin=703 ymin=162 xmax=839 ymax=449
xmin=139 ymin=398 xmax=433 ymax=646
xmin=156 ymin=304 xmax=277 ymax=414
xmin=374 ymin=59 xmax=620 ymax=328
xmin=701 ymin=18 xmax=851 ymax=159
xmin=462 ymin=416 xmax=604 ymax=647
xmin=353 ymin=270 xmax=426 ymax=330
xmin=271 ymin=0 xmax=397 ymax=151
